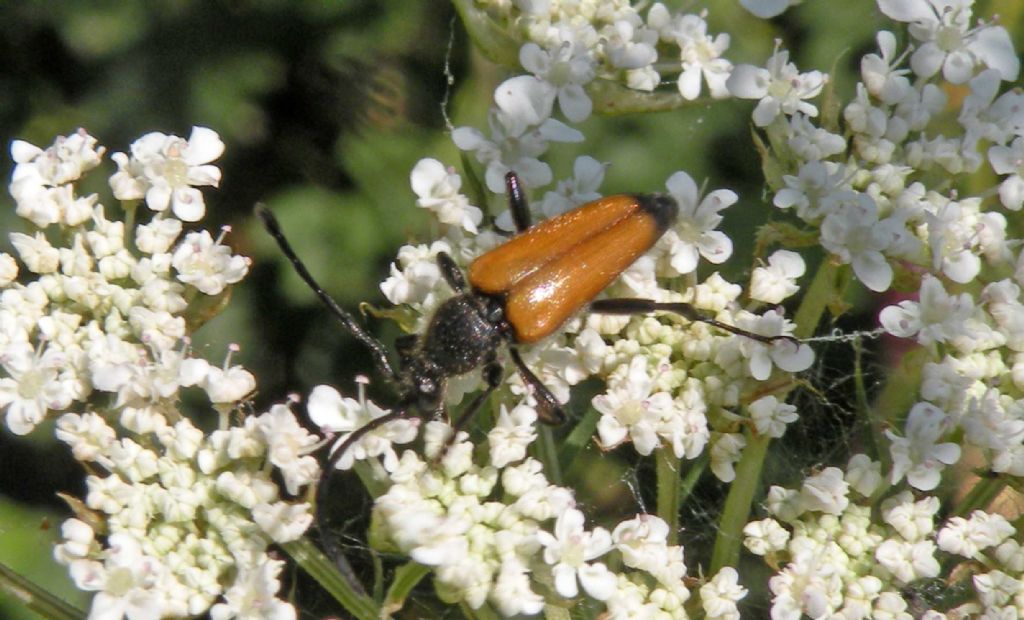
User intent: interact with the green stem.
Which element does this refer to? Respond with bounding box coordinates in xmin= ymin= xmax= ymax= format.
xmin=953 ymin=476 xmax=1005 ymax=518
xmin=710 ymin=432 xmax=770 ymax=572
xmin=0 ymin=561 xmax=86 ymax=620
xmin=282 ymin=538 xmax=378 ymax=620
xmin=656 ymin=448 xmax=682 ymax=546
xmin=383 ymin=562 xmax=431 ymax=617
xmin=710 ymin=259 xmax=836 ymax=572
xmin=537 ymin=425 xmax=563 ymax=486
xmin=678 ymin=452 xmax=708 ymax=508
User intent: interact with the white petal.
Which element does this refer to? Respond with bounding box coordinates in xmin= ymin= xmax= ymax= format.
xmin=698 ymin=231 xmax=733 ymax=264
xmin=910 ymin=43 xmax=944 ymax=79
xmin=495 ymin=75 xmax=555 ymax=127
xmin=973 ymin=26 xmax=1020 ymax=82
xmin=998 ymin=175 xmax=1024 ymax=211
xmin=184 ymin=126 xmax=225 ymax=165
xmin=558 ymin=84 xmax=592 ymax=123
xmin=577 ymin=563 xmax=617 ymax=601
xmin=726 ymin=64 xmax=769 ymax=99
xmin=877 ymin=0 xmax=935 ymax=22
xmin=852 ymin=251 xmax=893 ymax=292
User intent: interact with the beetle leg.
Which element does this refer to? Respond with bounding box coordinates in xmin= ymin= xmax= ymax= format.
xmin=394 ymin=334 xmax=418 ymax=366
xmin=509 ymin=347 xmax=566 ymax=424
xmin=505 ymin=171 xmax=532 ymax=233
xmin=315 ymin=406 xmax=411 ymax=593
xmin=436 ymin=251 xmax=468 ymax=293
xmin=256 ymin=205 xmax=400 ymax=384
xmin=590 ymin=298 xmax=799 ymax=345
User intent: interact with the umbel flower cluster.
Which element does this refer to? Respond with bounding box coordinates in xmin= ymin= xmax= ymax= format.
xmin=2 ymin=128 xmax=317 ymax=619
xmin=2 ymin=0 xmax=1024 ymax=618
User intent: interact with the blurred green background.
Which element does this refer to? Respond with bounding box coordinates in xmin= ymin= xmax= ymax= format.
xmin=1 ymin=1 xmax=1021 ymax=618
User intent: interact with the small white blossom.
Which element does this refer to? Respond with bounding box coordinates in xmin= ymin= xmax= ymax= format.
xmin=110 ymin=126 xmax=224 ymax=221
xmin=410 ymin=158 xmax=483 ymax=233
xmin=886 ymin=402 xmax=961 ymax=491
xmin=727 ymin=47 xmax=827 ymax=127
xmin=537 ymin=508 xmax=616 ymax=600
xmin=701 ymin=567 xmax=747 ymax=620
xmin=519 ymin=40 xmax=596 ymax=122
xmin=171 ymin=229 xmax=250 ymax=296
xmin=749 ymin=394 xmax=798 ymax=438
xmin=750 ymin=250 xmax=805 ymax=303
xmin=879 ymin=275 xmax=976 ymax=346
xmin=877 ymin=0 xmax=1019 ymax=84
xmin=593 ymin=356 xmax=673 ymax=455
xmin=661 ymin=171 xmax=735 ymax=274
xmin=487 ymin=403 xmax=538 ymax=467
xmin=307 ymin=383 xmax=418 ymax=471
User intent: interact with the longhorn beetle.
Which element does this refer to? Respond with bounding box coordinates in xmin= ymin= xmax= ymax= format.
xmin=257 ymin=171 xmax=793 ymax=558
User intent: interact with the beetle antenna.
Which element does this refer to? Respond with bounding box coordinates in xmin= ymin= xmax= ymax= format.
xmin=256 ymin=205 xmax=399 ymax=383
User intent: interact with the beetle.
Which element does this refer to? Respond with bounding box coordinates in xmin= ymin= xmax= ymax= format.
xmin=257 ymin=171 xmax=790 ymax=558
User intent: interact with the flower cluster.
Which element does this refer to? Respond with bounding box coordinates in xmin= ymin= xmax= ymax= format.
xmin=745 ymin=455 xmax=1024 ymax=618
xmin=359 ymin=421 xmax=746 ymax=618
xmin=2 ymin=129 xmax=316 ymax=619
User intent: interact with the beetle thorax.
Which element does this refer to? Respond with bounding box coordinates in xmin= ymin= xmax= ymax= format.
xmin=420 ymin=294 xmax=504 ymax=377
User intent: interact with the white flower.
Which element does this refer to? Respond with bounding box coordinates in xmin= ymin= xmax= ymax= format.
xmin=879 ymin=275 xmax=976 ymax=346
xmin=710 ymin=432 xmax=746 ymax=482
xmin=209 ymin=557 xmax=296 ymax=620
xmin=701 ymin=567 xmax=747 ymax=620
xmin=882 ymin=492 xmax=939 ymax=542
xmin=10 ymin=232 xmax=60 ymax=274
xmin=886 ymin=402 xmax=961 ymax=491
xmin=256 ymin=404 xmax=319 ymax=495
xmin=70 ymin=533 xmax=167 ymax=620
xmin=593 ymin=356 xmax=673 ymax=455
xmin=490 ymin=558 xmax=545 ymax=617
xmin=110 ymin=126 xmax=224 ymax=222
xmin=409 ymin=159 xmax=482 ymax=233
xmin=661 ymin=171 xmax=735 ymax=274
xmin=648 ymin=8 xmax=732 ymax=99
xmin=487 ymin=403 xmax=537 ymax=467
xmin=9 ymin=130 xmax=105 ymax=227
xmin=875 ymin=539 xmax=940 ymax=584
xmin=307 ymin=383 xmax=418 ymax=471
xmin=379 ymin=241 xmax=450 ymax=309
xmin=0 ymin=253 xmax=17 ymax=287
xmin=750 ymin=250 xmax=806 ymax=304
xmin=937 ymin=511 xmax=1016 ymax=558
xmin=727 ymin=48 xmax=827 ymax=127
xmin=861 ymin=31 xmax=913 ymax=104
xmin=519 ymin=40 xmax=596 ymax=122
xmin=877 ymin=0 xmax=1019 ymax=84
xmin=845 ymin=454 xmax=883 ymax=497
xmin=171 ymin=229 xmax=250 ymax=296
xmin=0 ymin=342 xmax=75 ymax=435
xmin=988 ymin=136 xmax=1024 ymax=211
xmin=743 ymin=518 xmax=790 ymax=555
xmin=537 ymin=508 xmax=616 ymax=600
xmin=749 ymin=394 xmax=798 ymax=438
xmin=252 ymin=501 xmax=313 ymax=544
xmin=601 ymin=18 xmax=658 ymax=70
xmin=731 ymin=309 xmax=815 ymax=381
xmin=452 ymin=78 xmax=583 ymax=193
xmin=798 ymin=467 xmax=849 ymax=515
xmin=819 ymin=194 xmax=898 ymax=293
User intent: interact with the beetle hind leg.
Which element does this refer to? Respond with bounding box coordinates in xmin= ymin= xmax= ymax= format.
xmin=590 ymin=298 xmax=798 ymax=345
